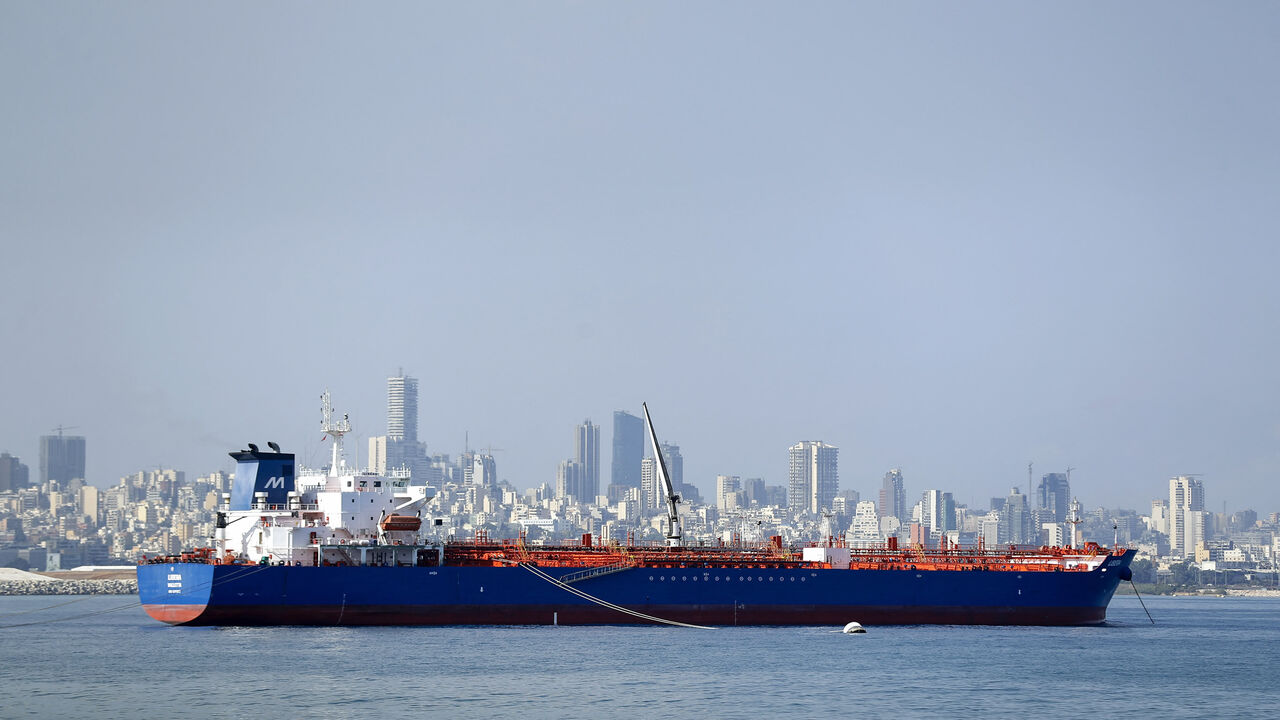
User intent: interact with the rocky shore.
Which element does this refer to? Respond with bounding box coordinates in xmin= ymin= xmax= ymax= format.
xmin=0 ymin=568 xmax=137 ymax=596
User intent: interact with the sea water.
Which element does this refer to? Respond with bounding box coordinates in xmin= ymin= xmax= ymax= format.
xmin=2 ymin=594 xmax=1278 ymax=719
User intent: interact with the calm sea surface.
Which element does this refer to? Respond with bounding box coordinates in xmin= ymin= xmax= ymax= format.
xmin=2 ymin=594 xmax=1278 ymax=719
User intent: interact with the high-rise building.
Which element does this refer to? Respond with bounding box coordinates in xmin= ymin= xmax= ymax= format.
xmin=470 ymin=453 xmax=497 ymax=487
xmin=918 ymin=489 xmax=956 ymax=537
xmin=998 ymin=487 xmax=1030 ymax=545
xmin=556 ymin=460 xmax=585 ymax=501
xmin=641 ymin=442 xmax=683 ymax=510
xmin=788 ymin=441 xmax=839 ymax=514
xmin=0 ymin=453 xmax=30 ymax=492
xmin=1149 ymin=499 xmax=1168 ymax=536
xmin=715 ymin=475 xmax=741 ymax=509
xmin=1037 ymin=472 xmax=1070 ymax=523
xmin=611 ymin=411 xmax=644 ymax=489
xmin=1169 ymin=475 xmax=1206 ymax=557
xmin=640 ymin=457 xmax=658 ymax=510
xmin=574 ymin=420 xmax=600 ymax=501
xmin=40 ymin=433 xmax=85 ymax=486
xmin=78 ymin=485 xmax=100 ymax=524
xmin=370 ymin=372 xmax=429 ymax=480
xmin=879 ymin=468 xmax=907 ymax=523
xmin=847 ymin=501 xmax=882 ymax=545
xmin=387 ymin=374 xmax=418 ymax=442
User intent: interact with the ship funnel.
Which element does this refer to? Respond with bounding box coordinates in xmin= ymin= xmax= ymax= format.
xmin=228 ymin=445 xmax=295 ymax=511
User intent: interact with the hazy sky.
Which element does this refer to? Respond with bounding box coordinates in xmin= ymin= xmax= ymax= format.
xmin=3 ymin=3 xmax=1278 ymax=514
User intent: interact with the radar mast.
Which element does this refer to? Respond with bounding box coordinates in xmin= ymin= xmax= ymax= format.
xmin=321 ymin=389 xmax=351 ymax=474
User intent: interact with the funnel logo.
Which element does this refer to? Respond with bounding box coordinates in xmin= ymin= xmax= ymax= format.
xmin=229 ymin=452 xmax=296 ymax=511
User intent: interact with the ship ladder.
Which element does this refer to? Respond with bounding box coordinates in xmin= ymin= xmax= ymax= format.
xmin=517 ymin=562 xmax=714 ymax=630
xmin=557 ymin=561 xmax=635 ymax=585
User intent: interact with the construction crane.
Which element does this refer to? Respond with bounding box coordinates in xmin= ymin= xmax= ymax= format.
xmin=49 ymin=425 xmax=80 ymax=437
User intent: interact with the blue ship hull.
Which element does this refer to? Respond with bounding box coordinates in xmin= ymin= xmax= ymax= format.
xmin=138 ymin=550 xmax=1133 ymax=626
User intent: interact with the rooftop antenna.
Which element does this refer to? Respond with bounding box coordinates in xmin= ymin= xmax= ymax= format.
xmin=1027 ymin=461 xmax=1032 ymax=496
xmin=320 ymin=389 xmax=351 ymax=474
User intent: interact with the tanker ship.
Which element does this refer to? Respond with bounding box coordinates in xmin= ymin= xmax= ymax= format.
xmin=137 ymin=397 xmax=1135 ymax=627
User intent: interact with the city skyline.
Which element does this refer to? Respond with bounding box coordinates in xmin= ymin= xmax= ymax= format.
xmin=2 ymin=407 xmax=1272 ymax=519
xmin=4 ymin=5 xmax=1279 ymax=513
xmin=0 ymin=366 xmax=1269 ymax=569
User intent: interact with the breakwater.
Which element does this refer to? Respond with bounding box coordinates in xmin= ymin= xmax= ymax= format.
xmin=0 ymin=579 xmax=137 ymax=595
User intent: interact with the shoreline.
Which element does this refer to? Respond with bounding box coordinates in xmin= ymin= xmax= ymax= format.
xmin=0 ymin=568 xmax=137 ymax=596
xmin=1116 ymin=587 xmax=1280 ymax=598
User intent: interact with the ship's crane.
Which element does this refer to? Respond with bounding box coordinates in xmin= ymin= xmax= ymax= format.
xmin=642 ymin=402 xmax=681 ymax=547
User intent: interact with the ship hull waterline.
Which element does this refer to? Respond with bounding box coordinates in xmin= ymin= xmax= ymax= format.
xmin=138 ymin=558 xmax=1130 ymax=627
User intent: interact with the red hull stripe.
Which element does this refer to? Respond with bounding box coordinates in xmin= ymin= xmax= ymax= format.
xmin=143 ymin=604 xmax=209 ymax=624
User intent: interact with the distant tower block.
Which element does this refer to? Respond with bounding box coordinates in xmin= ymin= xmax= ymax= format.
xmin=788 ymin=441 xmax=839 ymax=514
xmin=575 ymin=419 xmax=600 ymax=501
xmin=387 ymin=373 xmax=418 ymax=443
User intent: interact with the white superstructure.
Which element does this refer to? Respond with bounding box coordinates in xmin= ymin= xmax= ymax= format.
xmin=215 ymin=392 xmax=437 ymax=567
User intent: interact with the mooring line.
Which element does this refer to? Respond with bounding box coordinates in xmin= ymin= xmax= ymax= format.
xmin=1129 ymin=581 xmax=1155 ymax=625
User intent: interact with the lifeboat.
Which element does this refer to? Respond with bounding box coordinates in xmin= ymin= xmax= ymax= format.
xmin=379 ymin=514 xmax=422 ymax=532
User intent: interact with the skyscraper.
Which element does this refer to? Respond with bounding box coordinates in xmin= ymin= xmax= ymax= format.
xmin=0 ymin=453 xmax=29 ymax=492
xmin=574 ymin=420 xmax=599 ymax=501
xmin=40 ymin=432 xmax=85 ymax=485
xmin=387 ymin=374 xmax=418 ymax=442
xmin=1169 ymin=475 xmax=1206 ymax=557
xmin=879 ymin=468 xmax=907 ymax=523
xmin=370 ymin=372 xmax=429 ymax=480
xmin=611 ymin=411 xmax=644 ymax=489
xmin=998 ymin=487 xmax=1030 ymax=545
xmin=556 ymin=459 xmax=585 ymax=501
xmin=1037 ymin=472 xmax=1070 ymax=523
xmin=788 ymin=441 xmax=838 ymax=514
xmin=471 ymin=453 xmax=497 ymax=487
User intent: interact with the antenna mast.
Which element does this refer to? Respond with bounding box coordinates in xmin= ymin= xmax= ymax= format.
xmin=1066 ymin=497 xmax=1083 ymax=548
xmin=642 ymin=402 xmax=682 ymax=547
xmin=321 ymin=389 xmax=351 ymax=474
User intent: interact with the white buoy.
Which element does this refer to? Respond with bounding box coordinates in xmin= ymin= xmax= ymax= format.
xmin=842 ymin=621 xmax=866 ymax=634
